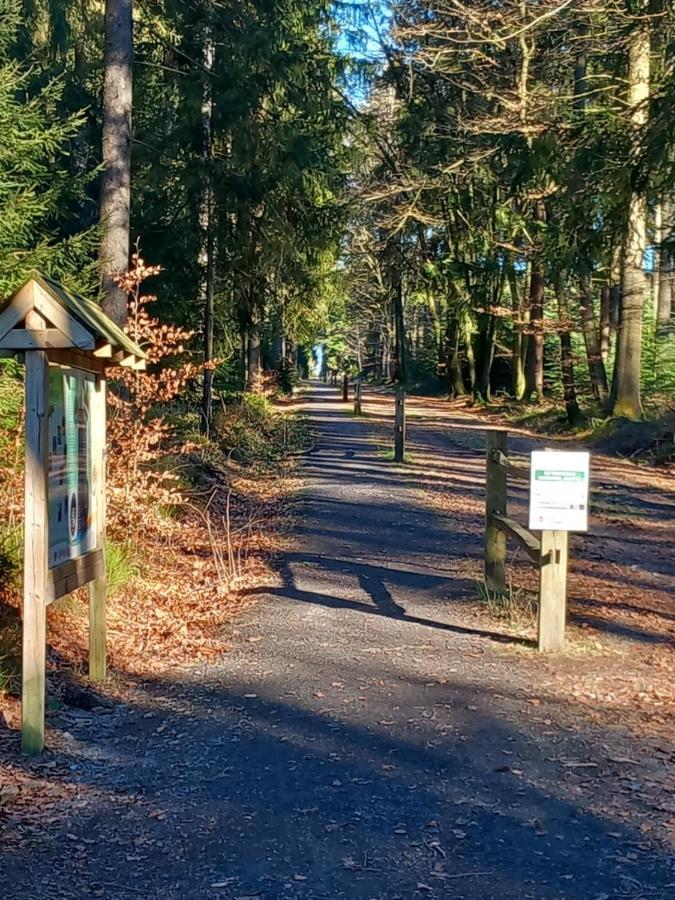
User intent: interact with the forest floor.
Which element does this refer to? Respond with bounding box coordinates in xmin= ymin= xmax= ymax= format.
xmin=1 ymin=381 xmax=674 ymax=899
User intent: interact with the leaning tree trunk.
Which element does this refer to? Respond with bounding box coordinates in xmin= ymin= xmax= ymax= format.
xmin=100 ymin=0 xmax=133 ymax=325
xmin=611 ymin=15 xmax=650 ymax=419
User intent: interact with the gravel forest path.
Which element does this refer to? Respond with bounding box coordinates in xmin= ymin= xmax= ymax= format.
xmin=2 ymin=382 xmax=673 ymax=899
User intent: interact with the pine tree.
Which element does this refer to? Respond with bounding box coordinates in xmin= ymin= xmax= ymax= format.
xmin=0 ymin=1 xmax=97 ymax=297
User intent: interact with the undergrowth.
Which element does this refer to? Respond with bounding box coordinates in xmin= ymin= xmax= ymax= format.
xmin=476 ymin=576 xmax=537 ymax=631
xmin=215 ymin=393 xmax=311 ymax=467
xmin=0 ymin=254 xmax=306 ymax=699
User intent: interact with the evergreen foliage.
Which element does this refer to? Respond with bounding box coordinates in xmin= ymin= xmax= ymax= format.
xmin=0 ymin=0 xmax=97 ymax=296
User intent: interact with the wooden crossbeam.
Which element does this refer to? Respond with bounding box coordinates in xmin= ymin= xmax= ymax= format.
xmin=0 ymin=328 xmax=94 ymax=351
xmin=46 ymin=348 xmax=107 ymax=375
xmin=491 ymin=513 xmax=541 ymax=561
xmin=490 ymin=449 xmax=529 ymax=482
xmin=48 ymin=549 xmax=105 ymax=603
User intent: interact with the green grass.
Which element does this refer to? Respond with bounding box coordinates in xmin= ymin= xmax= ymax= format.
xmin=476 ymin=577 xmax=536 ymax=631
xmin=377 ymin=446 xmax=414 ymax=463
xmin=106 ymin=539 xmax=139 ymax=595
xmin=0 ymin=614 xmax=21 ymax=694
xmin=0 ymin=522 xmax=22 ymax=592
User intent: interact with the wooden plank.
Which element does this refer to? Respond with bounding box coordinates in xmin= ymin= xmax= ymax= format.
xmin=48 ymin=549 xmax=105 ymax=602
xmin=46 ymin=348 xmax=107 ymax=375
xmin=484 ymin=430 xmax=508 ymax=593
xmin=22 ymin=348 xmax=50 ymax=754
xmin=0 ymin=328 xmax=94 ymax=351
xmin=0 ymin=281 xmax=36 ymax=338
xmin=538 ymin=530 xmax=569 ymax=652
xmin=37 ymin=272 xmax=145 ymax=362
xmin=112 ymin=349 xmax=145 ymax=369
xmin=491 ymin=514 xmax=541 ymax=562
xmin=93 ymin=342 xmax=113 ymax=358
xmin=88 ymin=376 xmax=107 ymax=681
xmin=490 ymin=449 xmax=529 ymax=482
xmin=394 ymin=385 xmax=406 ymax=463
xmin=32 ymin=280 xmax=97 ymax=350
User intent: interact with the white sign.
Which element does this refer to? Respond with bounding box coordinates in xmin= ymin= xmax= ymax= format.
xmin=529 ymin=450 xmax=590 ymax=532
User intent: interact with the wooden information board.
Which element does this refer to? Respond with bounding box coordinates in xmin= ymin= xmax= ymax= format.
xmin=0 ymin=273 xmax=145 ymax=753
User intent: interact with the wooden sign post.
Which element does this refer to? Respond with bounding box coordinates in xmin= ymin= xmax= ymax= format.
xmin=342 ymin=373 xmax=349 ymax=402
xmin=354 ymin=379 xmax=363 ymax=416
xmin=0 ymin=273 xmax=145 ymax=753
xmin=484 ymin=430 xmax=508 ymax=594
xmin=538 ymin=530 xmax=569 ymax=652
xmin=529 ymin=450 xmax=590 ymax=652
xmin=394 ymin=385 xmax=406 ymax=463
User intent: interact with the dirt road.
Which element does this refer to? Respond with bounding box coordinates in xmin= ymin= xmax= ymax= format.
xmin=1 ymin=383 xmax=673 ymax=899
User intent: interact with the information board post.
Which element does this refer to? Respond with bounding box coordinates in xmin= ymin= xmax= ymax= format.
xmin=485 ymin=431 xmax=508 ymax=594
xmin=394 ymin=385 xmax=406 ymax=463
xmin=21 ymin=339 xmax=50 ymax=754
xmin=88 ymin=375 xmax=107 ymax=681
xmin=354 ymin=378 xmax=362 ymax=416
xmin=538 ymin=530 xmax=569 ymax=652
xmin=0 ymin=272 xmax=146 ymax=753
xmin=529 ymin=450 xmax=590 ymax=653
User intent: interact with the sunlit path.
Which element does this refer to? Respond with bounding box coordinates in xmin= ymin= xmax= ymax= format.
xmin=4 ymin=382 xmax=672 ymax=899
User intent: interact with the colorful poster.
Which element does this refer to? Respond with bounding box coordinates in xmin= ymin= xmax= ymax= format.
xmin=48 ymin=368 xmax=96 ymax=567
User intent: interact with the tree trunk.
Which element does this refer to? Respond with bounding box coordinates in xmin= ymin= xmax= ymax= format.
xmin=525 ymin=198 xmax=546 ymax=400
xmin=556 ymin=273 xmax=583 ymax=427
xmin=507 ymin=262 xmax=526 ymax=399
xmin=200 ymin=30 xmax=215 ymax=433
xmin=393 ymin=273 xmax=407 ymax=383
xmin=426 ymin=289 xmax=443 ymax=372
xmin=579 ymin=271 xmax=609 ymax=405
xmin=611 ymin=16 xmax=650 ymax=419
xmin=656 ymin=193 xmax=673 ymax=329
xmin=525 ymin=258 xmax=545 ymax=399
xmin=464 ymin=315 xmax=476 ymax=393
xmin=240 ymin=326 xmax=249 ymax=386
xmin=600 ymin=286 xmax=611 ymax=360
xmin=247 ymin=308 xmax=262 ymax=390
xmin=572 ymin=30 xmax=608 ymax=408
xmin=100 ymin=0 xmax=133 ymax=325
xmin=446 ymin=315 xmax=465 ymax=398
xmin=609 ymin=243 xmax=622 ymax=341
xmin=475 ymin=314 xmax=496 ymax=401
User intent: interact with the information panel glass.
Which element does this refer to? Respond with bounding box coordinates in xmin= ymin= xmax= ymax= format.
xmin=47 ymin=367 xmax=96 ymax=567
